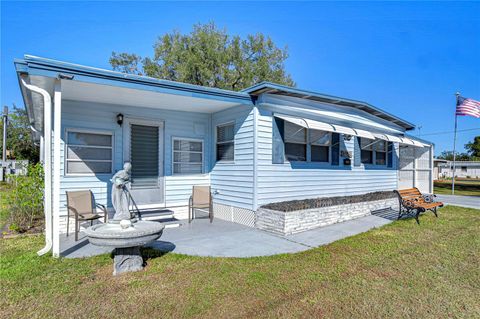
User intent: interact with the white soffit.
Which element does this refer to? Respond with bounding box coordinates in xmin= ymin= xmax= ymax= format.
xmin=275 ymin=114 xmax=375 ymax=139
xmin=61 ymin=80 xmax=241 ymax=113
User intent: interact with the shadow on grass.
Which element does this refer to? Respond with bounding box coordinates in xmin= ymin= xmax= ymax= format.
xmin=108 ymin=242 xmax=176 ymax=267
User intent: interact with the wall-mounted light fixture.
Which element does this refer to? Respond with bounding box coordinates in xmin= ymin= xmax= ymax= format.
xmin=116 ymin=113 xmax=124 ymax=126
xmin=343 ymin=134 xmax=352 ymax=141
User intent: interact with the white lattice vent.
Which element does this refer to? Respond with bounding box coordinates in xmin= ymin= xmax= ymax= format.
xmin=213 ymin=202 xmax=256 ymax=228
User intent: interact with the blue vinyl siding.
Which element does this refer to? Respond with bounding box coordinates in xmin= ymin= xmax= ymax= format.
xmin=210 ymin=106 xmax=255 ymax=210
xmin=255 ymin=103 xmax=400 ymax=207
xmin=58 ymin=99 xmax=211 ymax=213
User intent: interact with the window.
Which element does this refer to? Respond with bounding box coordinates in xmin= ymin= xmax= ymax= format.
xmin=360 ymin=138 xmax=388 ymax=166
xmin=461 ymin=166 xmax=467 ymax=172
xmin=284 ymin=121 xmax=307 ymax=161
xmin=375 ymin=140 xmax=387 ymax=165
xmin=216 ymin=123 xmax=234 ymax=162
xmin=310 ymin=129 xmax=331 ymax=162
xmin=66 ymin=130 xmax=113 ymax=175
xmin=360 ymin=138 xmax=374 ymax=164
xmin=173 ymin=138 xmax=203 ymax=174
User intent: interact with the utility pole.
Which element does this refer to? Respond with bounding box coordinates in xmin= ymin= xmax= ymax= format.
xmin=451 ymin=92 xmax=460 ymax=195
xmin=2 ymin=106 xmax=7 ymax=162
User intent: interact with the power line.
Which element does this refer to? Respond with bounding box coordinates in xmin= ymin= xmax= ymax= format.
xmin=418 ymin=127 xmax=480 ymax=137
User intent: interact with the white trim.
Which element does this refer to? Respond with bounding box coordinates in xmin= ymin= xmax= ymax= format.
xmin=172 ymin=136 xmax=205 ymax=175
xmin=215 ymin=121 xmax=235 ymax=163
xmin=64 ymin=128 xmax=114 ymax=176
xmin=252 ymin=106 xmax=258 ymax=211
xmin=52 ymin=80 xmax=61 ymax=258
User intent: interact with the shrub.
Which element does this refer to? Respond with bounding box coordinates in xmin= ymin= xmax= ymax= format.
xmin=7 ymin=163 xmax=44 ymax=232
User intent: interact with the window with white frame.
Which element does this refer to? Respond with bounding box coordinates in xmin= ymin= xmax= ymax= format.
xmin=216 ymin=123 xmax=234 ymax=162
xmin=375 ymin=140 xmax=387 ymax=165
xmin=284 ymin=121 xmax=307 ymax=162
xmin=310 ymin=129 xmax=331 ymax=162
xmin=360 ymin=138 xmax=387 ymax=165
xmin=173 ymin=138 xmax=203 ymax=174
xmin=360 ymin=138 xmax=374 ymax=164
xmin=66 ymin=130 xmax=113 ymax=175
xmin=283 ymin=122 xmax=332 ymax=163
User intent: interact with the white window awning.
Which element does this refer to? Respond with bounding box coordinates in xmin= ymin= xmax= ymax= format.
xmin=399 ymin=137 xmax=429 ymax=147
xmin=373 ymin=133 xmax=429 ymax=147
xmin=275 ymin=114 xmax=376 ymax=139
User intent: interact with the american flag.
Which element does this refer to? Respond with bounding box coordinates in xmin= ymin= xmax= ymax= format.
xmin=456 ymin=96 xmax=480 ymax=118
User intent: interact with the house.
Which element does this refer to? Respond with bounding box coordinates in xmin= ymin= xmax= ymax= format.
xmin=435 ymin=160 xmax=480 ymax=179
xmin=15 ymin=55 xmax=434 ymax=256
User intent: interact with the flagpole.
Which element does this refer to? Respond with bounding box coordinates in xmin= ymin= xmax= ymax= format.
xmin=451 ymin=92 xmax=460 ymax=195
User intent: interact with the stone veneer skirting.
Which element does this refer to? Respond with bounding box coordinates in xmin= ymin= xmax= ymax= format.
xmin=255 ymin=198 xmax=399 ymax=236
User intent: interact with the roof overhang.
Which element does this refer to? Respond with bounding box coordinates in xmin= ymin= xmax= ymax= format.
xmin=15 ymin=55 xmax=254 ymax=142
xmin=243 ymin=82 xmax=416 ymax=131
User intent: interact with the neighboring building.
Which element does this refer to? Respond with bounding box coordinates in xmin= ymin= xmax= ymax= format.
xmin=15 ymin=55 xmax=434 ymax=256
xmin=435 ymin=160 xmax=480 ymax=179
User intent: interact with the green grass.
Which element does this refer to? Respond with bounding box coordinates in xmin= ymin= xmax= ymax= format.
xmin=434 ymin=179 xmax=480 ymax=196
xmin=1 ymin=206 xmax=479 ymax=318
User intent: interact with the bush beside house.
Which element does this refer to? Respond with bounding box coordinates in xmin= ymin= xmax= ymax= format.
xmin=4 ymin=163 xmax=44 ymax=233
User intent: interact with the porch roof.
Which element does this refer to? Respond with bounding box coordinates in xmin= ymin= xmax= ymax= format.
xmin=15 ymin=55 xmax=254 ymax=141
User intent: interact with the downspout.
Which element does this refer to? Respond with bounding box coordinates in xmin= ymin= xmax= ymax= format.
xmin=252 ymin=105 xmax=258 ymax=212
xmin=20 ymin=77 xmax=53 ymax=256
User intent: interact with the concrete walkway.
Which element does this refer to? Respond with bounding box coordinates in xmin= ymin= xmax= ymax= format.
xmin=435 ymin=194 xmax=480 ymax=209
xmin=61 ymin=214 xmax=393 ymax=258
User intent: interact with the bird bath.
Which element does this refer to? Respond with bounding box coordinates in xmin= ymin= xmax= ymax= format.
xmin=85 ymin=219 xmax=164 ymax=275
xmin=84 ymin=162 xmax=165 ymax=275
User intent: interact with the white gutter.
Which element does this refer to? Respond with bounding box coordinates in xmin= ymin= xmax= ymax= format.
xmin=20 ymin=77 xmax=53 ymax=256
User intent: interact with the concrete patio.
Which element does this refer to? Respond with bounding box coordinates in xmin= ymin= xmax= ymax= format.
xmin=60 ymin=213 xmax=394 ymax=258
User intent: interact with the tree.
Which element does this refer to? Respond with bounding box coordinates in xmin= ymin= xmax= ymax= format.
xmin=437 ymin=151 xmax=471 ymax=161
xmin=0 ymin=105 xmax=39 ymax=163
xmin=465 ymin=136 xmax=480 ymax=160
xmin=110 ymin=22 xmax=294 ymax=91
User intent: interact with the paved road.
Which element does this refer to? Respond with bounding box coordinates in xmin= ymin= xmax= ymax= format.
xmin=435 ymin=194 xmax=480 ymax=209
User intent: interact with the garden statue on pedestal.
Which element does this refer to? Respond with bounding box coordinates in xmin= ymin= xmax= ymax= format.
xmin=111 ymin=162 xmax=133 ymax=221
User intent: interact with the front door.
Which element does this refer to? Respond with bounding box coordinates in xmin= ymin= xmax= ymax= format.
xmin=124 ymin=119 xmax=164 ymax=206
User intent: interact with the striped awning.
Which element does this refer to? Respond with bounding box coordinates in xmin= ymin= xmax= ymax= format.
xmin=275 ymin=114 xmax=375 ymax=139
xmin=275 ymin=113 xmax=431 ymax=148
xmin=373 ymin=133 xmax=429 ymax=147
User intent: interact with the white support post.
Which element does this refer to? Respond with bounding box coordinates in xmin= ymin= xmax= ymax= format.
xmin=52 ymin=80 xmax=62 ymax=257
xmin=39 ymin=136 xmax=45 ymax=164
xmin=430 ymin=145 xmax=434 ymax=194
xmin=413 ymin=146 xmax=417 ymax=189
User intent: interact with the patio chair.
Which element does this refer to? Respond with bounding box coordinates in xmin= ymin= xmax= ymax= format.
xmin=66 ymin=190 xmax=108 ymax=241
xmin=188 ymin=186 xmax=213 ymax=223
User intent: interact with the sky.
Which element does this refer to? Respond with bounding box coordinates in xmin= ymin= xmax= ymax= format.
xmin=1 ymin=1 xmax=479 ymax=155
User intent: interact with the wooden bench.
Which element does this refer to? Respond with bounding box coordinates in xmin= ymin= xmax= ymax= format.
xmin=394 ymin=188 xmax=443 ymax=224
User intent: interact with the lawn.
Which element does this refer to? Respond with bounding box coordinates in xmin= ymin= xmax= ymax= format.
xmin=434 ymin=179 xmax=480 ymax=196
xmin=1 ymin=206 xmax=479 ymax=318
